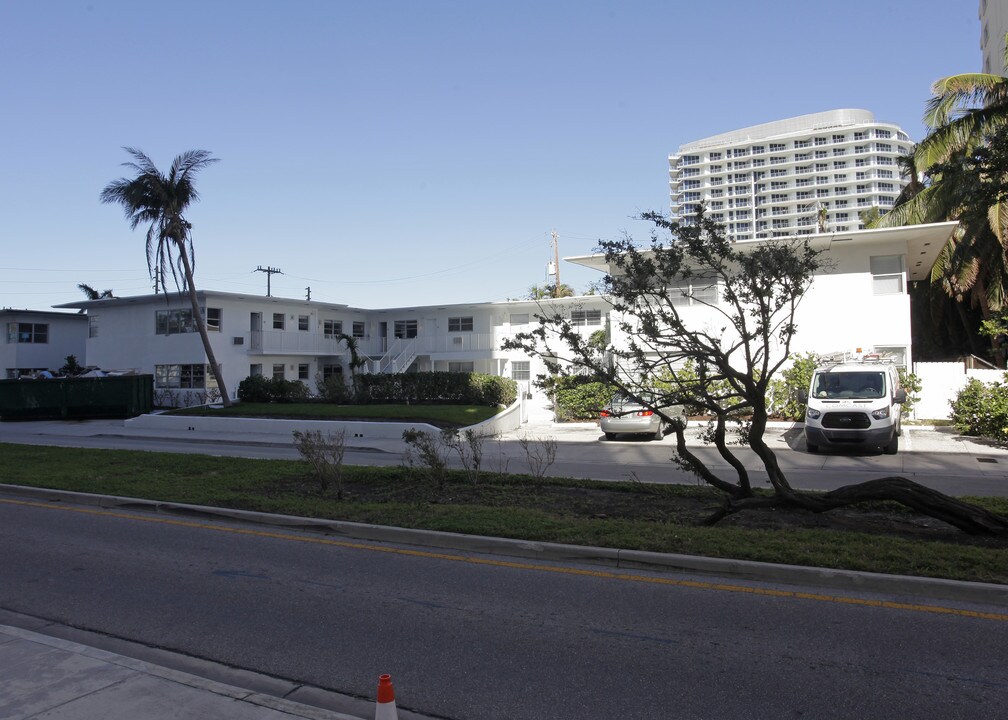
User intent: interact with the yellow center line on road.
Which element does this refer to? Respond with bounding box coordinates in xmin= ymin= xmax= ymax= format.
xmin=5 ymin=496 xmax=1007 ymax=623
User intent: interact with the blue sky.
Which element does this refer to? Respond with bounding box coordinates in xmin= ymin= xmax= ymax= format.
xmin=0 ymin=0 xmax=982 ymax=311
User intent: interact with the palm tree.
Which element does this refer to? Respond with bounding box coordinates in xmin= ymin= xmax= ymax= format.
xmin=528 ymin=283 xmax=576 ymax=299
xmin=100 ymin=148 xmax=232 ymax=406
xmin=873 ymin=37 xmax=1008 ymax=363
xmin=76 ymin=283 xmax=114 ymax=313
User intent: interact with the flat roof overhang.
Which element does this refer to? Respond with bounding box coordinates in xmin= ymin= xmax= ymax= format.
xmin=564 ymin=221 xmax=958 ymax=283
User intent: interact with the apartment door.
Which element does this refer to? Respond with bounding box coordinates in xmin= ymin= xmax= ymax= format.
xmin=249 ymin=312 xmax=262 ymax=350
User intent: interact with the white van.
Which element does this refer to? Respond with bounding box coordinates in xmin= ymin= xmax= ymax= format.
xmin=798 ymin=361 xmax=907 ymax=454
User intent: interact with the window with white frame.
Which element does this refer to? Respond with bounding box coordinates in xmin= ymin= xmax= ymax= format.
xmin=298 ymin=363 xmax=310 ymax=380
xmin=322 ymin=364 xmax=343 ymax=380
xmin=88 ymin=315 xmax=99 ymax=338
xmin=205 ymin=307 xmax=221 ymax=331
xmin=352 ymin=321 xmax=366 ymax=338
xmin=511 ymin=361 xmax=531 ymax=381
xmin=7 ymin=322 xmax=48 ymax=343
xmin=155 ymin=363 xmax=206 ymax=389
xmin=155 ymin=309 xmax=194 ymax=335
xmin=394 ymin=320 xmax=417 ymax=338
xmin=323 ymin=320 xmax=342 ymax=338
xmin=250 ymin=364 xmax=263 ymax=377
xmin=448 ymin=316 xmax=474 ymax=332
xmin=447 ymin=361 xmax=474 ymax=373
xmin=272 ymin=364 xmax=285 ymax=380
xmin=570 ymin=309 xmax=602 ymax=326
xmin=870 ymin=255 xmax=904 ymax=294
xmin=273 ymin=313 xmax=285 ymax=330
xmin=298 ymin=315 xmax=310 ymax=331
xmin=509 ymin=313 xmax=530 ymax=326
xmin=667 ymin=276 xmax=718 ymax=307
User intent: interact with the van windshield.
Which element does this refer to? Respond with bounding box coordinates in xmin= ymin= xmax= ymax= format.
xmin=812 ymin=371 xmax=886 ymax=399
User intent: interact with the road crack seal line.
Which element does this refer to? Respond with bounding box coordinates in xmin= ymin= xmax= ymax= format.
xmin=4 ymin=497 xmax=1007 ymax=623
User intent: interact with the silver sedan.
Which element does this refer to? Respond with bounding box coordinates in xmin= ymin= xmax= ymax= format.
xmin=600 ymin=395 xmax=686 ymax=441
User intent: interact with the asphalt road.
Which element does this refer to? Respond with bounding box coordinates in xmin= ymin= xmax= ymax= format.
xmin=1 ymin=497 xmax=1005 ymax=719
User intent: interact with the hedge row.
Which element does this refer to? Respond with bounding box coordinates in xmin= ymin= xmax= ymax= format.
xmin=358 ymin=371 xmax=517 ymax=407
xmin=237 ymin=371 xmax=517 ymax=407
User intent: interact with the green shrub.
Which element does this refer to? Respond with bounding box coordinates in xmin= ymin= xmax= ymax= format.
xmin=898 ymin=367 xmax=922 ymax=417
xmin=766 ymin=352 xmax=817 ymax=420
xmin=270 ymin=378 xmax=311 ymax=403
xmin=237 ymin=375 xmax=311 ymax=403
xmin=551 ymin=376 xmax=616 ymax=421
xmin=357 ymin=371 xmax=516 ymax=407
xmin=950 ymin=375 xmax=1008 ymax=441
xmin=237 ymin=375 xmax=273 ymax=403
xmin=316 ymin=373 xmax=352 ymax=403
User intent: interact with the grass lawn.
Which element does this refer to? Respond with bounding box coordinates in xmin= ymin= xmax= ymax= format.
xmin=166 ymin=402 xmax=501 ymax=428
xmin=2 ymin=443 xmax=1007 ymax=584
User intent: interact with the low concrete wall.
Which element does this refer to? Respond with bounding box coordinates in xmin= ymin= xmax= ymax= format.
xmin=125 ymin=413 xmax=440 ymax=441
xmin=461 ymin=395 xmax=524 ymax=436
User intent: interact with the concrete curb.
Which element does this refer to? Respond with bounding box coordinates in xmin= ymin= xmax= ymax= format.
xmin=2 ymin=483 xmax=1006 ymax=607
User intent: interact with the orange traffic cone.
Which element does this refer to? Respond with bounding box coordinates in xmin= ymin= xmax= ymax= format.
xmin=375 ymin=674 xmax=398 ymax=720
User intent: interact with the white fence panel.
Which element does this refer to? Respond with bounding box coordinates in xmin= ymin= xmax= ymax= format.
xmin=912 ymin=362 xmax=1006 ymax=420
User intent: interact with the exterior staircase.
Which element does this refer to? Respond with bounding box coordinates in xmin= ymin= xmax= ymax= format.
xmin=375 ymin=337 xmax=417 ymax=374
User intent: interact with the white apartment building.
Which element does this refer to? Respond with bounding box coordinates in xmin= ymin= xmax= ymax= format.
xmin=568 ymin=222 xmax=959 ymax=373
xmin=980 ymin=0 xmax=1008 ymax=74
xmin=2 ymin=309 xmax=88 ymax=379
xmin=56 ymin=292 xmax=611 ymax=406
xmin=669 ymin=110 xmax=913 ymax=242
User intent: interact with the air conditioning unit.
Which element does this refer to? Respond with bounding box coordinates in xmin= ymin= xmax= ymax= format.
xmin=233 ymin=337 xmax=245 ymax=345
xmin=452 ymin=336 xmax=463 ymax=345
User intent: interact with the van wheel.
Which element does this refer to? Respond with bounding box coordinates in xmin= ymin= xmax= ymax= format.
xmin=807 ymin=442 xmax=819 ymax=453
xmin=884 ymin=434 xmax=899 ymax=455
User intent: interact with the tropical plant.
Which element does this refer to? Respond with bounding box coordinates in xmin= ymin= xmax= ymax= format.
xmin=874 ymin=39 xmax=1008 ymax=364
xmin=100 ymin=148 xmax=232 ymax=406
xmin=528 ymin=283 xmax=575 ymax=299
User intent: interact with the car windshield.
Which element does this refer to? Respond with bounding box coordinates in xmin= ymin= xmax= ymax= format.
xmin=812 ymin=371 xmax=886 ymax=399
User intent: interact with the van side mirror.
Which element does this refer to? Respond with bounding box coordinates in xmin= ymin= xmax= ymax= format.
xmin=893 ymin=388 xmax=907 ymax=404
xmin=796 ymin=389 xmax=808 ymax=403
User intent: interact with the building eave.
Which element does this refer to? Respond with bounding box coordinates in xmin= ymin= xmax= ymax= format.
xmin=564 ymin=221 xmax=958 ymax=283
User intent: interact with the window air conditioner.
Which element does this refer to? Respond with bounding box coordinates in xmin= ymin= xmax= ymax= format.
xmin=452 ymin=336 xmax=463 ymax=345
xmin=233 ymin=337 xmax=245 ymax=345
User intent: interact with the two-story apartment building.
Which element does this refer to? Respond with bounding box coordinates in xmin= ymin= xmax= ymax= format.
xmin=56 ymin=292 xmax=612 ymax=405
xmin=566 ymin=221 xmax=959 ymax=370
xmin=1 ymin=309 xmax=88 ymax=379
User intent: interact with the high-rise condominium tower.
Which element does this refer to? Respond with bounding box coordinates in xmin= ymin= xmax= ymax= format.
xmin=669 ymin=109 xmax=913 ymax=242
xmin=980 ymin=0 xmax=1008 ymax=74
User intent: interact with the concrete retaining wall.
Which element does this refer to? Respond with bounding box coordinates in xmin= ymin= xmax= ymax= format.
xmin=125 ymin=413 xmax=440 ymax=441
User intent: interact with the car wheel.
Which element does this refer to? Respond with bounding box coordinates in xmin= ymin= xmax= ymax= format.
xmin=884 ymin=434 xmax=899 ymax=455
xmin=604 ymin=432 xmax=617 ymax=440
xmin=652 ymin=424 xmax=665 ymax=441
xmin=807 ymin=442 xmax=818 ymax=453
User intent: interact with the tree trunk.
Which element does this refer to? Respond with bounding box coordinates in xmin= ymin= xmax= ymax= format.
xmin=705 ymin=476 xmax=1008 ymax=535
xmin=176 ymin=243 xmax=232 ymax=407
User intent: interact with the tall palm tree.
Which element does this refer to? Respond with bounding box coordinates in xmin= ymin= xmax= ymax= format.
xmin=873 ymin=36 xmax=1008 ymax=363
xmin=100 ymin=148 xmax=232 ymax=406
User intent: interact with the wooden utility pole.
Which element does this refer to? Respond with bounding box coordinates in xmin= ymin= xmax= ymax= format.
xmin=255 ymin=265 xmax=283 ymax=297
xmin=552 ymin=230 xmax=560 ymax=298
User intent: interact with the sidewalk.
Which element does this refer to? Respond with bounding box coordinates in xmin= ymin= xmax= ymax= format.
xmin=0 ymin=624 xmax=359 ymax=720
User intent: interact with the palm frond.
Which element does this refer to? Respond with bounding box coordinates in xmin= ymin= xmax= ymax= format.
xmin=925 ymin=73 xmax=1008 ymax=127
